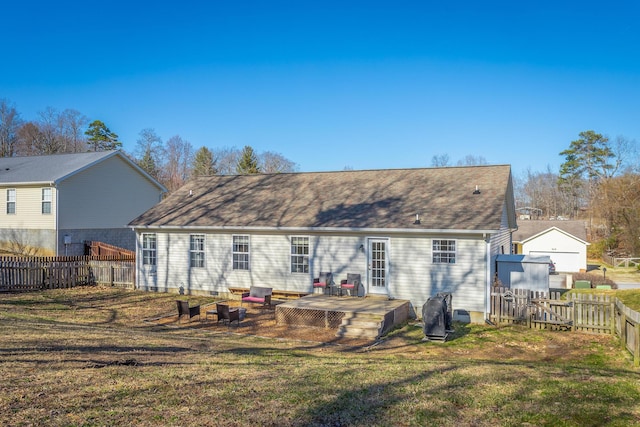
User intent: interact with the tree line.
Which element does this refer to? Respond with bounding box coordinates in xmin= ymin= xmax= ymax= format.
xmin=516 ymin=131 xmax=639 ymax=257
xmin=0 ymin=99 xmax=298 ymax=193
xmin=2 ymin=99 xmax=639 ymax=256
xmin=431 ymin=131 xmax=640 ymax=257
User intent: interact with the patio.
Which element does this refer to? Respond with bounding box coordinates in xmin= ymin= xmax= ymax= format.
xmin=155 ymin=294 xmax=412 ymax=342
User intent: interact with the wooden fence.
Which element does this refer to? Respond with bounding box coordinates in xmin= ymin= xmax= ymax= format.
xmin=85 ymin=241 xmax=135 ymax=257
xmin=602 ymin=252 xmax=640 ymax=268
xmin=615 ymin=300 xmax=640 ymax=367
xmin=0 ymin=255 xmax=135 ymax=291
xmin=491 ymin=286 xmax=639 ymax=365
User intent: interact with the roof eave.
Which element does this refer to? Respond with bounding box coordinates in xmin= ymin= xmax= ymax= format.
xmin=1 ymin=181 xmax=55 ymax=186
xmin=520 ymin=226 xmax=590 ymax=245
xmin=129 ymin=224 xmax=501 ymax=235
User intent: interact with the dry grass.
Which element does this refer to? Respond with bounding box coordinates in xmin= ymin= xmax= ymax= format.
xmin=1 ymin=286 xmax=639 ymax=426
xmin=589 ymin=259 xmax=640 ymax=283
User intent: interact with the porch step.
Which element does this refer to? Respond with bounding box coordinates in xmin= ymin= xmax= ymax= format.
xmin=336 ymin=313 xmax=384 ymax=339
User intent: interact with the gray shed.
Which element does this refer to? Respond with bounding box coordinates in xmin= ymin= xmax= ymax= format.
xmin=495 ymin=254 xmax=550 ymax=292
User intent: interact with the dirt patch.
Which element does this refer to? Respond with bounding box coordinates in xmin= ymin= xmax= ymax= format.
xmin=148 ymin=301 xmax=373 ymax=347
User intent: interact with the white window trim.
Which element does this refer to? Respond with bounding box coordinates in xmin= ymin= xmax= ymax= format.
xmin=6 ymin=188 xmax=16 ymax=214
xmin=142 ymin=233 xmax=157 ymax=266
xmin=290 ymin=236 xmax=310 ymax=274
xmin=432 ymin=239 xmax=456 ymax=264
xmin=41 ymin=187 xmax=52 ymax=214
xmin=190 ymin=234 xmax=205 ymax=268
xmin=232 ymin=235 xmax=250 ymax=271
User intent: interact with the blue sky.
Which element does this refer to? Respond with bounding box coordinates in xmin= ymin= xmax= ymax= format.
xmin=2 ymin=1 xmax=639 ymax=177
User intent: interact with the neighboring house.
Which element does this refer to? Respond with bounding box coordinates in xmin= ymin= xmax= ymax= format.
xmin=512 ymin=220 xmax=589 ymax=273
xmin=0 ymin=151 xmax=166 ymax=256
xmin=129 ymin=165 xmax=517 ymax=322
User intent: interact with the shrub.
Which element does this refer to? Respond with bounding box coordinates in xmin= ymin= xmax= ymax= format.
xmin=571 ymin=272 xmax=617 ymax=289
xmin=588 ymin=237 xmax=617 ymax=259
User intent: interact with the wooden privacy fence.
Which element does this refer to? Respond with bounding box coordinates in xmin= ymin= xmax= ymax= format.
xmin=491 ymin=286 xmax=640 ymax=366
xmin=0 ymin=255 xmax=135 ymax=291
xmin=85 ymin=241 xmax=135 ymax=257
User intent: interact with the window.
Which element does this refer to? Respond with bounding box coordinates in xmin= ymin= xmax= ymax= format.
xmin=433 ymin=239 xmax=456 ymax=264
xmin=142 ymin=233 xmax=157 ymax=266
xmin=6 ymin=189 xmax=15 ymax=214
xmin=190 ymin=234 xmax=205 ymax=268
xmin=290 ymin=236 xmax=309 ymax=273
xmin=232 ymin=235 xmax=249 ymax=270
xmin=41 ymin=188 xmax=52 ymax=214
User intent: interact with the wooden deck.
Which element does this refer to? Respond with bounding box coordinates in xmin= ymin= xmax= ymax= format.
xmin=275 ymin=294 xmax=411 ymax=339
xmin=228 ymin=286 xmax=310 ymax=299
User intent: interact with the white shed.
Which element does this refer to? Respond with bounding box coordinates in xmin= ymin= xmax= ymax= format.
xmin=496 ymin=254 xmax=550 ymax=292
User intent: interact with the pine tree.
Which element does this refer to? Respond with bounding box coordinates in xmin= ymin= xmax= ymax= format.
xmin=137 ymin=147 xmax=159 ymax=180
xmin=559 ymin=130 xmax=615 ymax=220
xmin=236 ymin=145 xmax=260 ymax=175
xmin=85 ymin=120 xmax=121 ymax=151
xmin=192 ymin=146 xmax=217 ymax=177
xmin=559 ymin=130 xmax=614 ymax=183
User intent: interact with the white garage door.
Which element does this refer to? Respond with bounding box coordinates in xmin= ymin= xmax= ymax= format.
xmin=529 ymin=251 xmax=580 ymax=273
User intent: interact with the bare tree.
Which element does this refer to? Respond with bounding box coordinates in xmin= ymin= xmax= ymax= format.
xmin=260 ymin=151 xmax=298 ymax=173
xmin=0 ymin=229 xmax=46 ymax=256
xmin=214 ymin=147 xmax=241 ymax=175
xmin=135 ymin=128 xmax=164 ymax=180
xmin=518 ymin=167 xmax=568 ymax=219
xmin=431 ymin=154 xmax=450 ymax=167
xmin=16 ymin=122 xmax=45 ymax=156
xmin=456 ymin=155 xmax=488 ymax=166
xmin=36 ymin=107 xmax=66 ymax=154
xmin=0 ymin=99 xmax=22 ymax=157
xmin=611 ymin=135 xmax=639 ymax=174
xmin=593 ymin=173 xmax=640 ymax=255
xmin=162 ymin=135 xmax=194 ymax=192
xmin=61 ymin=109 xmax=89 ymax=152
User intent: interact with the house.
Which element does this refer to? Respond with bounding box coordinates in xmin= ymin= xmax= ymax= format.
xmin=512 ymin=220 xmax=589 ymax=273
xmin=0 ymin=151 xmax=166 ymax=256
xmin=129 ymin=165 xmax=517 ymax=322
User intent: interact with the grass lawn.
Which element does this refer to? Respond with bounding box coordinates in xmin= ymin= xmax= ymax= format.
xmin=1 ymin=287 xmax=639 ymax=426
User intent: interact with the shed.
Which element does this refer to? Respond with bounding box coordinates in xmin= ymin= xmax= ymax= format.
xmin=496 ymin=254 xmax=550 ymax=292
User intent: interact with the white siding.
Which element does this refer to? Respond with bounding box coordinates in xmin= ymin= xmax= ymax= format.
xmin=390 ymin=235 xmax=487 ymax=315
xmin=490 ymin=203 xmax=514 ymax=275
xmin=137 ymin=230 xmax=490 ymax=316
xmin=58 ymin=155 xmax=163 ymax=229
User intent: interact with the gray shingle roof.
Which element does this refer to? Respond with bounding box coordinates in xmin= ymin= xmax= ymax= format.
xmin=130 ymin=165 xmax=514 ymax=232
xmin=0 ymin=151 xmax=119 ymax=185
xmin=513 ymin=220 xmax=588 ymax=242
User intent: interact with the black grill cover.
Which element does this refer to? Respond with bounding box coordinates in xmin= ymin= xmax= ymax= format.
xmin=423 ymin=295 xmax=450 ymax=340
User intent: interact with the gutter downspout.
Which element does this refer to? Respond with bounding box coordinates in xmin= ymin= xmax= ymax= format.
xmin=484 ymin=233 xmax=491 ymax=321
xmin=53 ymin=182 xmax=59 ymax=256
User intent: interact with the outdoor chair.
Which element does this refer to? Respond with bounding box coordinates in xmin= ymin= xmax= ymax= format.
xmin=241 ymin=286 xmax=273 ymax=307
xmin=313 ymin=272 xmax=334 ymax=295
xmin=216 ymin=303 xmax=240 ymax=326
xmin=176 ymin=300 xmax=201 ymax=323
xmin=339 ymin=273 xmax=361 ymax=297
